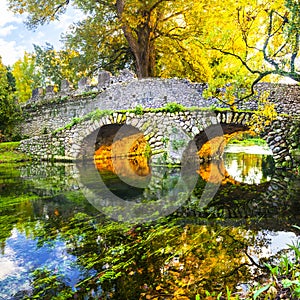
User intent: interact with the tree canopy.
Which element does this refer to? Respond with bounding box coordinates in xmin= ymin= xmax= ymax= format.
xmin=7 ymin=0 xmax=220 ymax=81
xmin=202 ymin=0 xmax=300 ymax=102
xmin=7 ymin=0 xmax=300 ymax=105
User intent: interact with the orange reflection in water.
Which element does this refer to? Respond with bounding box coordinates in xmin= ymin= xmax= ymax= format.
xmin=197 ymin=132 xmax=252 ymax=160
xmin=197 ymin=160 xmax=239 ymax=185
xmin=94 ymin=132 xmax=151 ymax=178
xmin=94 ymin=155 xmax=150 ymax=178
xmin=198 ymin=136 xmax=227 ymax=159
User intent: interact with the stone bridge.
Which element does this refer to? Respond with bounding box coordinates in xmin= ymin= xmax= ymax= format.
xmin=19 ymin=72 xmax=300 ymax=168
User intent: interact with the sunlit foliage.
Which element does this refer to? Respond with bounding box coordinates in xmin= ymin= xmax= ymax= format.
xmin=12 ymin=52 xmax=41 ymax=103
xmin=7 ymin=0 xmax=299 ymax=109
xmin=33 ymin=43 xmax=85 ymax=88
xmin=202 ymin=0 xmax=300 ymax=102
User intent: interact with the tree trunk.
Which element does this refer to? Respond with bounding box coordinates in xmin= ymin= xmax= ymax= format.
xmin=134 ymin=42 xmax=155 ymax=78
xmin=116 ymin=0 xmax=155 ymax=78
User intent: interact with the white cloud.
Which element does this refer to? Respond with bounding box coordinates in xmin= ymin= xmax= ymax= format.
xmin=0 ymin=0 xmax=85 ymax=66
xmin=0 ymin=25 xmax=17 ymax=37
xmin=0 ymin=1 xmax=24 ymax=27
xmin=0 ymin=39 xmax=26 ymax=65
xmin=53 ymin=8 xmax=84 ymax=31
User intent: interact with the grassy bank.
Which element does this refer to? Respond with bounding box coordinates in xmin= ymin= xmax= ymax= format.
xmin=0 ymin=142 xmax=31 ymax=163
xmin=227 ymin=137 xmax=267 ymax=147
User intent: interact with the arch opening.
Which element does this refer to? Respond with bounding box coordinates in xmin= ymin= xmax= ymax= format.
xmin=224 ymin=132 xmax=274 ymax=184
xmin=94 ymin=124 xmax=149 ymax=159
xmin=193 ymin=124 xmax=274 ymax=185
xmin=194 ymin=124 xmax=250 ymax=161
xmin=93 ymin=124 xmax=152 ymax=189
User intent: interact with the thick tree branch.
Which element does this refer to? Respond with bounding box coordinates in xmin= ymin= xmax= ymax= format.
xmin=291 ymin=32 xmax=299 ymax=73
xmin=210 ymin=46 xmax=259 ymax=75
xmin=208 ymin=5 xmax=299 ymax=108
xmin=116 ymin=0 xmax=138 ymax=53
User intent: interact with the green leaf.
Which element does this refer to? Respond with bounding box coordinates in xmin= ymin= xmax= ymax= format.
xmin=282 ymin=279 xmax=293 ymax=288
xmin=253 ymin=283 xmax=271 ymax=300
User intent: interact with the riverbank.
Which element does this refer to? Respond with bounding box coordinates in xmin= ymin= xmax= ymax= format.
xmin=0 ymin=142 xmax=31 ymax=163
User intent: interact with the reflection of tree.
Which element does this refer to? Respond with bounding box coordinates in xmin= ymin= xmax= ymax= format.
xmin=191 ymin=175 xmax=269 ymax=219
xmin=46 ymin=215 xmax=256 ymax=299
xmin=261 ymin=155 xmax=275 ymax=179
xmin=197 ymin=160 xmax=240 ymax=185
xmin=0 ymin=165 xmax=40 ymax=251
xmin=225 ymin=152 xmax=274 ymax=184
xmin=25 ymin=268 xmax=73 ymax=300
xmin=95 ymin=156 xmax=151 ymax=178
xmin=7 ymin=208 xmax=258 ymax=299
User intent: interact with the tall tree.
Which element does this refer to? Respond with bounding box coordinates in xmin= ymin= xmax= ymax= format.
xmin=8 ymin=0 xmax=297 ymax=95
xmin=12 ymin=52 xmax=41 ymax=103
xmin=0 ymin=57 xmax=19 ymax=138
xmin=8 ymin=0 xmax=211 ymax=80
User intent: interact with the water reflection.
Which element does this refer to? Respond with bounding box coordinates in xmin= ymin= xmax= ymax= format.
xmin=224 ymin=152 xmax=274 ymax=184
xmin=94 ymin=145 xmax=275 ymax=188
xmin=0 ymin=157 xmax=299 ymax=299
xmin=0 ymin=228 xmax=81 ymax=298
xmin=95 ymin=155 xmax=151 ymax=190
xmin=224 ymin=144 xmax=275 ymax=184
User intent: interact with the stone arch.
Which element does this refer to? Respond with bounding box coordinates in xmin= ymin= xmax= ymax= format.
xmin=63 ymin=110 xmax=296 ymax=169
xmin=259 ymin=117 xmax=298 ymax=168
xmin=193 ymin=123 xmax=251 ymax=161
xmin=74 ymin=118 xmax=150 ymax=160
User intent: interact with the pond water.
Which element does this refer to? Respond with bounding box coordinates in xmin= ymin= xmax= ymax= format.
xmin=0 ymin=146 xmax=300 ymax=299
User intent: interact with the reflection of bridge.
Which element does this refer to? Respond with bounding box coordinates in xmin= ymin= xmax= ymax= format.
xmin=19 ymin=75 xmax=300 ymax=168
xmin=19 ymin=161 xmax=300 ymax=229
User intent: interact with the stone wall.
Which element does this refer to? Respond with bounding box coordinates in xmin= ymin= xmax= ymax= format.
xmin=19 ymin=72 xmax=300 ymax=137
xmin=18 ymin=109 xmax=299 ymax=168
xmin=261 ymin=116 xmax=300 ymax=168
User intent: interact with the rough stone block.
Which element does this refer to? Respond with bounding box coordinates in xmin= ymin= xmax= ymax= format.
xmin=97 ymin=70 xmax=111 ymax=90
xmin=77 ymin=77 xmax=91 ymax=92
xmin=45 ymin=85 xmax=55 ymax=96
xmin=31 ymin=87 xmax=44 ymax=100
xmin=60 ymin=79 xmax=71 ymax=94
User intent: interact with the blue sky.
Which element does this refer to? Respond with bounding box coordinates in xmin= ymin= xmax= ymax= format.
xmin=0 ymin=0 xmax=83 ymax=66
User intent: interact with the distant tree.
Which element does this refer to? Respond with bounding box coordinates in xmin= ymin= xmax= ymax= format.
xmin=12 ymin=52 xmax=41 ymax=103
xmin=33 ymin=43 xmax=85 ymax=88
xmin=0 ymin=57 xmax=19 ymax=139
xmin=6 ymin=66 xmax=16 ymax=92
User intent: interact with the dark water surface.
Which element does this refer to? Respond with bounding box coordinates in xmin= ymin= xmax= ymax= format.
xmin=0 ymin=148 xmax=299 ymax=299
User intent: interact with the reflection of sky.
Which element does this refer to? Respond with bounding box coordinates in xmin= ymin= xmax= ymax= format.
xmin=250 ymin=230 xmax=298 ymax=261
xmin=0 ymin=227 xmax=82 ymax=299
xmin=225 ymin=158 xmax=269 ymax=184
